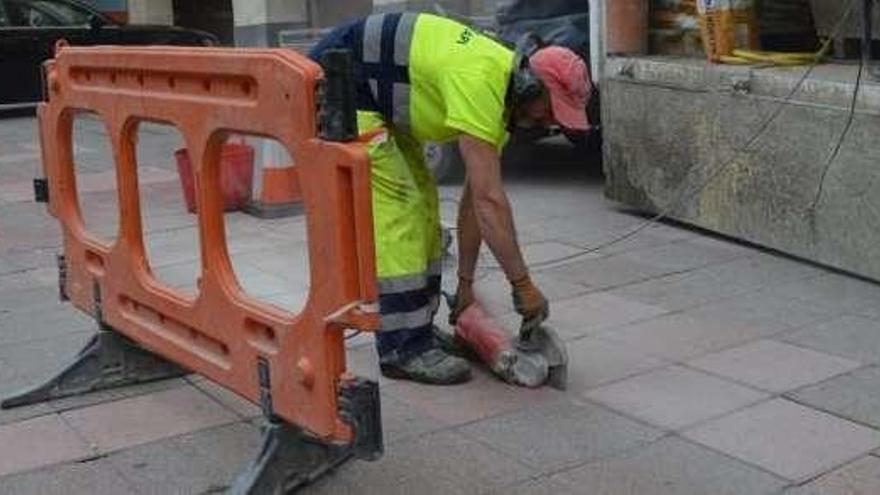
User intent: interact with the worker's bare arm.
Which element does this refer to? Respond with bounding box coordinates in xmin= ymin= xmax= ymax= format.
xmin=456 ymin=180 xmax=481 ymax=281
xmin=457 ymin=134 xmax=528 ymax=282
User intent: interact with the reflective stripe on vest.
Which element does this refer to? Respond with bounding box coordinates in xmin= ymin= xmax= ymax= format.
xmin=361 ymin=12 xmax=417 ymax=131
xmin=378 ymin=272 xmax=429 ymax=294
xmin=381 ymin=304 xmax=434 ymax=333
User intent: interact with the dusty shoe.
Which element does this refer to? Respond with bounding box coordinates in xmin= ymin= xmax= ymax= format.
xmin=431 ymin=325 xmax=470 ymax=358
xmin=380 ymin=348 xmax=472 ymax=385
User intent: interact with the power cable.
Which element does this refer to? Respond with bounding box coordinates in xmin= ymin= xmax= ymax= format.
xmin=809 ymin=0 xmax=872 ymax=213
xmin=462 ymin=0 xmax=861 ymax=273
xmin=808 ymin=57 xmax=864 ymax=214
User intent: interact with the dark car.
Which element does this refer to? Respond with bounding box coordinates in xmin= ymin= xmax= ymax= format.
xmin=0 ymin=0 xmax=218 ymax=109
xmin=496 ymin=0 xmax=597 ymax=147
xmin=427 ymin=0 xmax=598 ymax=181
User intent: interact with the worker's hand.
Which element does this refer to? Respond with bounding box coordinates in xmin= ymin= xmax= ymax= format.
xmin=511 ymin=274 xmax=549 ymax=325
xmin=449 ymin=275 xmax=475 ymax=325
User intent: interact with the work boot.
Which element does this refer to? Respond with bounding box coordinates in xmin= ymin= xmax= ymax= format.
xmin=380 ymin=348 xmax=472 ymax=385
xmin=431 ymin=325 xmax=469 ymax=358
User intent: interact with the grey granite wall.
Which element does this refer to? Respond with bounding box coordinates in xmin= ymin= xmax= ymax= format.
xmin=603 ymin=57 xmax=880 ymax=281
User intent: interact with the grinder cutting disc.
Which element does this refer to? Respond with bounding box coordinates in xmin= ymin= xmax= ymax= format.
xmin=518 ymin=323 xmax=568 ymax=390
xmin=444 ymin=296 xmax=568 ymax=390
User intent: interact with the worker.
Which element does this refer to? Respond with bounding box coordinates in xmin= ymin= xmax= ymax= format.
xmin=309 ymin=12 xmax=591 ymax=385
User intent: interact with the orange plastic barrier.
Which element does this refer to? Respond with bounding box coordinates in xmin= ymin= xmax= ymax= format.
xmin=36 ymin=45 xmax=379 ymax=443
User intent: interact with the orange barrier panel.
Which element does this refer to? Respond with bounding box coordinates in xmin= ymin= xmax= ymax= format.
xmin=34 ymin=45 xmax=379 ymax=443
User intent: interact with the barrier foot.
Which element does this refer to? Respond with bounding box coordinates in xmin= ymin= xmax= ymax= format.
xmin=1 ymin=326 xmax=188 ymax=409
xmin=230 ymin=378 xmax=382 ymax=494
xmin=243 ymin=200 xmax=304 ymax=219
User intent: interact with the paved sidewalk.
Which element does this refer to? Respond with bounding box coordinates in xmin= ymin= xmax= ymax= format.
xmin=2 ymin=114 xmax=880 ymax=494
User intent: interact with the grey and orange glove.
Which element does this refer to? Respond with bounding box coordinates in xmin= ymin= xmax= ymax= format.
xmin=511 ymin=274 xmax=549 ymax=339
xmin=448 ymin=275 xmax=475 ymax=325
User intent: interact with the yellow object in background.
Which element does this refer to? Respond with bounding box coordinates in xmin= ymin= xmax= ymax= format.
xmin=730 ymin=49 xmax=819 ymax=65
xmin=696 ymin=0 xmax=759 ymax=62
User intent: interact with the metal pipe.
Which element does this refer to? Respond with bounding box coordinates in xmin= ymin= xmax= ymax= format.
xmin=862 ymin=0 xmax=873 ymax=65
xmin=864 ymin=0 xmax=879 ymax=79
xmin=589 ymin=0 xmax=606 ymax=87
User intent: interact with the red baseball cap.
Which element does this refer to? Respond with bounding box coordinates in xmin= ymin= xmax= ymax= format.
xmin=529 ymin=46 xmax=592 ymax=131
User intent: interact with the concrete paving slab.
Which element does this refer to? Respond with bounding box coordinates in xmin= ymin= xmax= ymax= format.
xmin=789 ymin=366 xmax=880 ymax=430
xmin=685 ymin=235 xmax=760 ymax=259
xmin=0 ymin=181 xmax=43 ymax=206
xmin=585 ymin=366 xmax=768 ymax=430
xmin=0 ymin=203 xmax=62 ymax=250
xmin=780 ymin=315 xmax=880 ymax=364
xmin=784 ymin=455 xmax=880 ymax=494
xmin=232 ymin=262 xmax=303 ymax=299
xmin=598 ymin=311 xmax=780 ymax=362
xmin=61 ymin=385 xmax=239 ymax=453
xmin=769 ymin=274 xmax=880 ymax=318
xmin=0 ymin=286 xmax=61 ymax=314
xmin=171 ymin=422 xmax=262 ymax=482
xmin=141 ymin=227 xmax=201 ymax=268
xmin=0 ymin=347 xmax=55 ymax=427
xmin=540 ymin=253 xmax=680 ymax=291
xmin=553 ymin=436 xmax=787 ymax=495
xmin=0 ymin=256 xmax=22 ymax=275
xmin=704 ymin=253 xmax=827 ymax=292
xmin=0 ymin=270 xmax=58 ymax=296
xmin=9 ymin=113 xmax=880 ymax=493
xmin=233 ymin=245 xmax=311 ymax=289
xmin=263 ymin=289 xmax=313 ymax=313
xmin=519 ymin=240 xmax=590 ymax=266
xmin=302 ymin=430 xmax=536 ymax=495
xmin=457 ymin=399 xmax=664 ymax=472
xmin=0 ymin=331 xmax=94 ymax=383
xmin=545 ymin=292 xmax=669 ymax=340
xmin=607 ymin=268 xmax=754 ymax=312
xmin=472 ymin=270 xmax=593 ymax=317
xmin=45 ymin=377 xmax=188 ymax=415
xmin=189 ymin=376 xmax=262 ymax=419
xmin=0 ymin=305 xmax=94 ymax=347
xmin=687 ymin=340 xmax=862 ymax=393
xmin=150 ymin=260 xmax=201 ymax=295
xmin=108 ymin=422 xmax=260 ymax=495
xmin=344 ymin=344 xmax=393 ymax=388
xmin=566 ymin=337 xmax=670 ymax=392
xmin=17 ymin=267 xmax=66 ymax=291
xmin=620 ymin=238 xmax=750 ymax=273
xmin=683 ymin=399 xmax=880 ymax=482
xmin=385 ymin=367 xmax=564 ymax=426
xmin=0 ymin=248 xmax=59 ymax=274
xmin=378 ymin=393 xmax=448 ymax=445
xmin=0 ymin=354 xmax=21 ymax=391
xmin=225 ymin=223 xmax=298 ymax=256
xmin=0 ymin=459 xmax=135 ymax=495
xmin=0 ymin=414 xmax=93 ymax=477
xmin=0 ymin=400 xmax=54 ymax=428
xmin=555 ymin=223 xmax=696 ymax=257
xmin=685 ymin=289 xmax=840 ymax=336
xmin=487 ymin=476 xmax=579 ymax=495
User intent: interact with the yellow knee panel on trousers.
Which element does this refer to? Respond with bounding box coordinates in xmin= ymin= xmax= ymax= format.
xmin=358 ymin=111 xmax=442 ymax=289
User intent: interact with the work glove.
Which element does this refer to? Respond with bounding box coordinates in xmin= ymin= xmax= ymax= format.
xmin=448 ymin=275 xmax=476 ymax=325
xmin=511 ymin=274 xmax=549 ymax=340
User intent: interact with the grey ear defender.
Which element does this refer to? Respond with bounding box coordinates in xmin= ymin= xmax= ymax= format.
xmin=509 ymin=33 xmax=547 ymax=108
